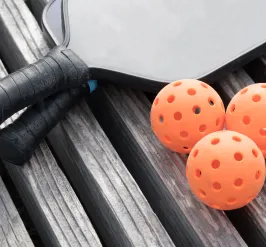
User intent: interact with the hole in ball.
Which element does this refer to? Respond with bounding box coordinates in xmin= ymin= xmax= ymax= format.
xmin=159 ymin=115 xmax=164 ymax=123
xmin=183 ymin=146 xmax=189 ymax=150
xmin=252 ymin=94 xmax=261 ymax=102
xmin=167 ymin=95 xmax=175 ymax=103
xmin=154 ymin=98 xmax=159 ymax=106
xmin=165 ymin=135 xmax=171 ymax=143
xmin=174 ymin=112 xmax=182 ymax=121
xmin=259 ymin=128 xmax=266 ymax=136
xmin=255 ymin=170 xmax=261 ymax=180
xmin=193 ymin=106 xmax=201 ymax=114
xmin=241 ymin=88 xmax=248 ymax=94
xmin=199 ymin=124 xmax=207 ymax=132
xmin=211 ymin=138 xmax=220 ymax=145
xmin=211 ymin=160 xmax=220 ymax=169
xmin=242 ymin=116 xmax=251 ymax=125
xmin=234 ymin=152 xmax=243 ymax=161
xmin=199 ymin=189 xmax=206 ymax=198
xmin=180 ymin=131 xmax=188 ymax=138
xmin=173 ymin=81 xmax=182 ymax=87
xmin=234 ymin=178 xmax=243 ymax=187
xmin=201 ymin=82 xmax=208 ymax=88
xmin=213 ymin=182 xmax=221 ymax=191
xmin=252 ymin=149 xmax=259 ymax=158
xmin=187 ymin=88 xmax=196 ymax=95
xmin=230 ymin=104 xmax=236 ymax=113
xmin=195 ymin=169 xmax=202 ymax=178
xmin=227 ymin=198 xmax=236 ymax=204
xmin=232 ymin=136 xmax=241 ymax=142
xmin=209 ymin=98 xmax=215 ymax=106
xmin=193 ymin=149 xmax=199 ymax=158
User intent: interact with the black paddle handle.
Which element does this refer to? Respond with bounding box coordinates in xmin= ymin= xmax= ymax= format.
xmin=0 ymin=88 xmax=85 ymax=165
xmin=0 ymin=45 xmax=89 ymax=124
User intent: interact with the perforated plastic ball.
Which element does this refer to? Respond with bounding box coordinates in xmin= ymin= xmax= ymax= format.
xmin=226 ymin=83 xmax=266 ymax=157
xmin=150 ymin=79 xmax=225 ymax=153
xmin=186 ymin=130 xmax=265 ymax=210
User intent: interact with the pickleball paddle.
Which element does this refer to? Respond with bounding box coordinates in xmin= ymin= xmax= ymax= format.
xmin=0 ymin=0 xmax=266 ymax=165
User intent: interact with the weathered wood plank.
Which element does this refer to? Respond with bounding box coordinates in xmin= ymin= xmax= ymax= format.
xmin=0 ymin=2 xmax=103 ymax=247
xmin=215 ymin=68 xmax=266 ymax=247
xmin=89 ymin=61 xmax=266 ymax=247
xmin=29 ymin=0 xmax=248 ymax=246
xmin=0 ymin=177 xmax=33 ymax=247
xmin=49 ymin=99 xmax=175 ymax=247
xmin=0 ymin=0 xmax=175 ymax=246
xmin=0 ymin=94 xmax=35 ymax=246
xmin=2 ymin=143 xmax=102 ymax=247
xmin=88 ymin=85 xmax=248 ymax=247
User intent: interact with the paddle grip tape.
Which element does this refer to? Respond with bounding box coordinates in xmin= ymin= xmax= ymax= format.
xmin=0 ymin=45 xmax=90 ymax=124
xmin=0 ymin=88 xmax=85 ymax=166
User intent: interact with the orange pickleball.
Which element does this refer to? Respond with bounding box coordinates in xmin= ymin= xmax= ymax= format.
xmin=150 ymin=79 xmax=225 ymax=153
xmin=226 ymin=83 xmax=266 ymax=157
xmin=186 ymin=130 xmax=265 ymax=210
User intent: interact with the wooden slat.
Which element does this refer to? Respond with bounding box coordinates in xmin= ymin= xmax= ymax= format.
xmin=0 ymin=177 xmax=34 ymax=247
xmin=29 ymin=0 xmax=248 ymax=246
xmin=89 ymin=62 xmax=266 ymax=247
xmin=0 ymin=0 xmax=175 ymax=246
xmin=0 ymin=2 xmax=103 ymax=247
xmin=0 ymin=89 xmax=35 ymax=246
xmin=88 ymin=85 xmax=248 ymax=247
xmin=0 ymin=62 xmax=34 ymax=247
xmin=215 ymin=68 xmax=266 ymax=247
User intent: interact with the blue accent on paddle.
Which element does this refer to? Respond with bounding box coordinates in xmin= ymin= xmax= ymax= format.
xmin=88 ymin=80 xmax=98 ymax=93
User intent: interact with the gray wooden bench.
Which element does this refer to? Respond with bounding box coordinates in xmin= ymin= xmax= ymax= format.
xmin=29 ymin=0 xmax=249 ymax=246
xmin=0 ymin=0 xmax=174 ymax=246
xmin=0 ymin=0 xmax=265 ymax=246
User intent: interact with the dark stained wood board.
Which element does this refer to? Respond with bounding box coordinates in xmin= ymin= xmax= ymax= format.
xmin=0 ymin=0 xmax=175 ymax=246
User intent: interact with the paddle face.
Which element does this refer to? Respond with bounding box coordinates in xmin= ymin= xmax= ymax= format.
xmin=43 ymin=0 xmax=266 ymax=91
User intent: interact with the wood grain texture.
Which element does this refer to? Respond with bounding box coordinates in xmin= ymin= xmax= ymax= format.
xmin=0 ymin=0 xmax=175 ymax=246
xmin=30 ymin=0 xmax=248 ymax=246
xmin=0 ymin=177 xmax=34 ymax=247
xmin=216 ymin=69 xmax=266 ymax=247
xmin=0 ymin=1 xmax=103 ymax=247
xmin=89 ymin=86 xmax=247 ymax=247
xmin=90 ymin=64 xmax=266 ymax=247
xmin=49 ymin=100 xmax=175 ymax=247
xmin=0 ymin=86 xmax=35 ymax=246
